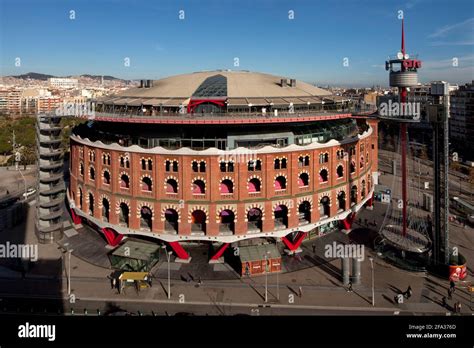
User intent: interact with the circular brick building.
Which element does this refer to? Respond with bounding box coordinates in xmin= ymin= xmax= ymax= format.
xmin=68 ymin=70 xmax=378 ymax=261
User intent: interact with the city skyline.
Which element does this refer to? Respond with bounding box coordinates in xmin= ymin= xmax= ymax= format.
xmin=1 ymin=0 xmax=473 ymax=86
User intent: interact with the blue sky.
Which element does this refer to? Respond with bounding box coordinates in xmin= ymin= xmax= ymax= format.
xmin=1 ymin=0 xmax=473 ymax=86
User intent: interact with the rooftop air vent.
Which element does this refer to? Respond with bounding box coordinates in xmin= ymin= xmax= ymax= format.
xmin=281 ymin=79 xmax=287 ymax=87
xmin=290 ymin=79 xmax=296 ymax=87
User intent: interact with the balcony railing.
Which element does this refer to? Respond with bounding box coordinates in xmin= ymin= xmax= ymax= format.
xmin=91 ymin=104 xmax=375 ymax=122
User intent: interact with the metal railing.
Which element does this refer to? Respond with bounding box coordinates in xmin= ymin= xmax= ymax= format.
xmin=92 ymin=105 xmax=375 ymax=121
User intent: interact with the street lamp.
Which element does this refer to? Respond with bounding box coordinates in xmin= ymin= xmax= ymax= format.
xmin=162 ymin=245 xmax=172 ymax=299
xmin=369 ymin=257 xmax=375 ymax=307
xmin=62 ymin=243 xmax=74 ymax=296
xmin=264 ymin=251 xmax=270 ymax=303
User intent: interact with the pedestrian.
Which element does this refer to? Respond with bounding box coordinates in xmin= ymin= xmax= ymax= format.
xmin=312 ymin=244 xmax=316 ymax=253
xmin=450 ymin=280 xmax=455 ymax=294
xmin=406 ymin=285 xmax=412 ymax=299
xmin=448 ymin=288 xmax=452 ymax=300
xmin=298 ymin=286 xmax=303 ymax=298
xmin=347 ymin=281 xmax=353 ymax=292
xmin=442 ymin=296 xmax=447 ymax=308
xmin=364 ymin=218 xmax=368 ymax=226
xmin=457 ymin=301 xmax=462 ymax=314
xmin=112 ymin=277 xmax=116 ymax=290
xmin=373 ymin=219 xmax=377 ymax=227
xmin=198 ymin=277 xmax=202 ymax=285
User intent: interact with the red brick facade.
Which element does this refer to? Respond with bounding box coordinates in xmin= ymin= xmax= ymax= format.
xmin=69 ymin=119 xmax=378 ymax=239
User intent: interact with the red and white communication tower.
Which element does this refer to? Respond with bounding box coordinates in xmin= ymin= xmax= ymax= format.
xmin=384 ymin=18 xmax=422 ymax=237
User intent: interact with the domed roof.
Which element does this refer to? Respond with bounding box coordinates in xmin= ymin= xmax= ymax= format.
xmin=116 ymin=70 xmax=332 ymax=99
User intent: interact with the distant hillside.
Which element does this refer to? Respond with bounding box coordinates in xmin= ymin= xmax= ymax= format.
xmin=8 ymin=72 xmax=127 ymax=81
xmin=9 ymin=72 xmax=55 ymax=80
xmin=76 ymin=74 xmax=121 ymax=81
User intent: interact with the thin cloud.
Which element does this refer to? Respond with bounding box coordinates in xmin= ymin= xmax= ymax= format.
xmin=422 ymin=54 xmax=474 ymax=70
xmin=428 ymin=18 xmax=474 ymax=38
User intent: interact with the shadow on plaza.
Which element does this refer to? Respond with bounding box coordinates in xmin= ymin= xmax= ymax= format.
xmin=0 ymin=199 xmax=65 ymax=315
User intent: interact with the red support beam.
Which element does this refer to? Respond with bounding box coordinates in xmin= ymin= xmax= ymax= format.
xmin=168 ymin=241 xmax=190 ymax=260
xmin=101 ymin=227 xmax=123 ymax=247
xmin=210 ymin=243 xmax=229 ymax=261
xmin=70 ymin=208 xmax=82 ymax=225
xmin=366 ymin=193 xmax=374 ymax=207
xmin=281 ymin=231 xmax=306 ymax=251
xmin=342 ymin=212 xmax=356 ymax=230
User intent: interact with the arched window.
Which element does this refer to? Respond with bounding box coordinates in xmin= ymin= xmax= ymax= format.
xmin=350 ymin=161 xmax=356 ymax=174
xmin=148 ymin=159 xmax=153 ymax=170
xmin=248 ymin=178 xmax=261 ymax=193
xmin=319 ymin=196 xmax=330 ymax=218
xmin=247 ymin=208 xmax=262 ymax=232
xmin=298 ymin=156 xmax=304 ymax=167
xmin=192 ymin=160 xmax=205 ymax=173
xmin=140 ymin=206 xmax=153 ymax=231
xmin=166 ymin=179 xmax=178 ymax=193
xmin=219 ymin=161 xmax=226 ymax=172
xmin=220 ymin=161 xmax=234 ymax=173
xmin=119 ymin=203 xmax=129 ymax=227
xmin=336 ymin=165 xmax=344 ymax=178
xmin=88 ymin=193 xmax=94 ymax=215
xmin=274 ymin=176 xmax=286 ymax=190
xmin=298 ymin=201 xmax=311 ymax=225
xmin=79 ymin=163 xmax=84 ymax=176
xmin=191 ymin=210 xmax=206 ymax=233
xmin=319 ymin=169 xmax=328 ymax=182
xmin=360 ymin=156 xmax=364 ymax=169
xmin=281 ymin=158 xmax=287 ymax=169
xmin=141 ymin=159 xmax=147 ymax=170
xmin=120 ymin=174 xmax=130 ymax=188
xmin=274 ymin=158 xmax=280 ymax=170
xmin=193 ymin=179 xmax=205 ymax=194
xmin=298 ymin=172 xmax=309 ymax=187
xmin=220 ymin=179 xmax=233 ymax=194
xmin=89 ymin=167 xmax=95 ymax=180
xmin=219 ymin=210 xmax=235 ymax=234
xmin=248 ymin=159 xmax=261 ymax=171
xmin=351 ymin=185 xmax=358 ymax=205
xmin=102 ymin=198 xmax=110 ymax=222
xmin=164 ymin=209 xmax=178 ymax=233
xmin=304 ymin=155 xmax=310 ymax=166
xmin=361 ymin=180 xmax=366 ymax=198
xmin=142 ymin=177 xmax=152 ymax=191
xmin=103 ymin=170 xmax=111 ymax=185
xmin=172 ymin=160 xmax=178 ymax=172
xmin=199 ymin=161 xmax=206 ymax=172
xmin=338 ymin=191 xmax=346 ymax=211
xmin=274 ymin=205 xmax=288 ymax=229
xmin=78 ymin=187 xmax=83 ymax=209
